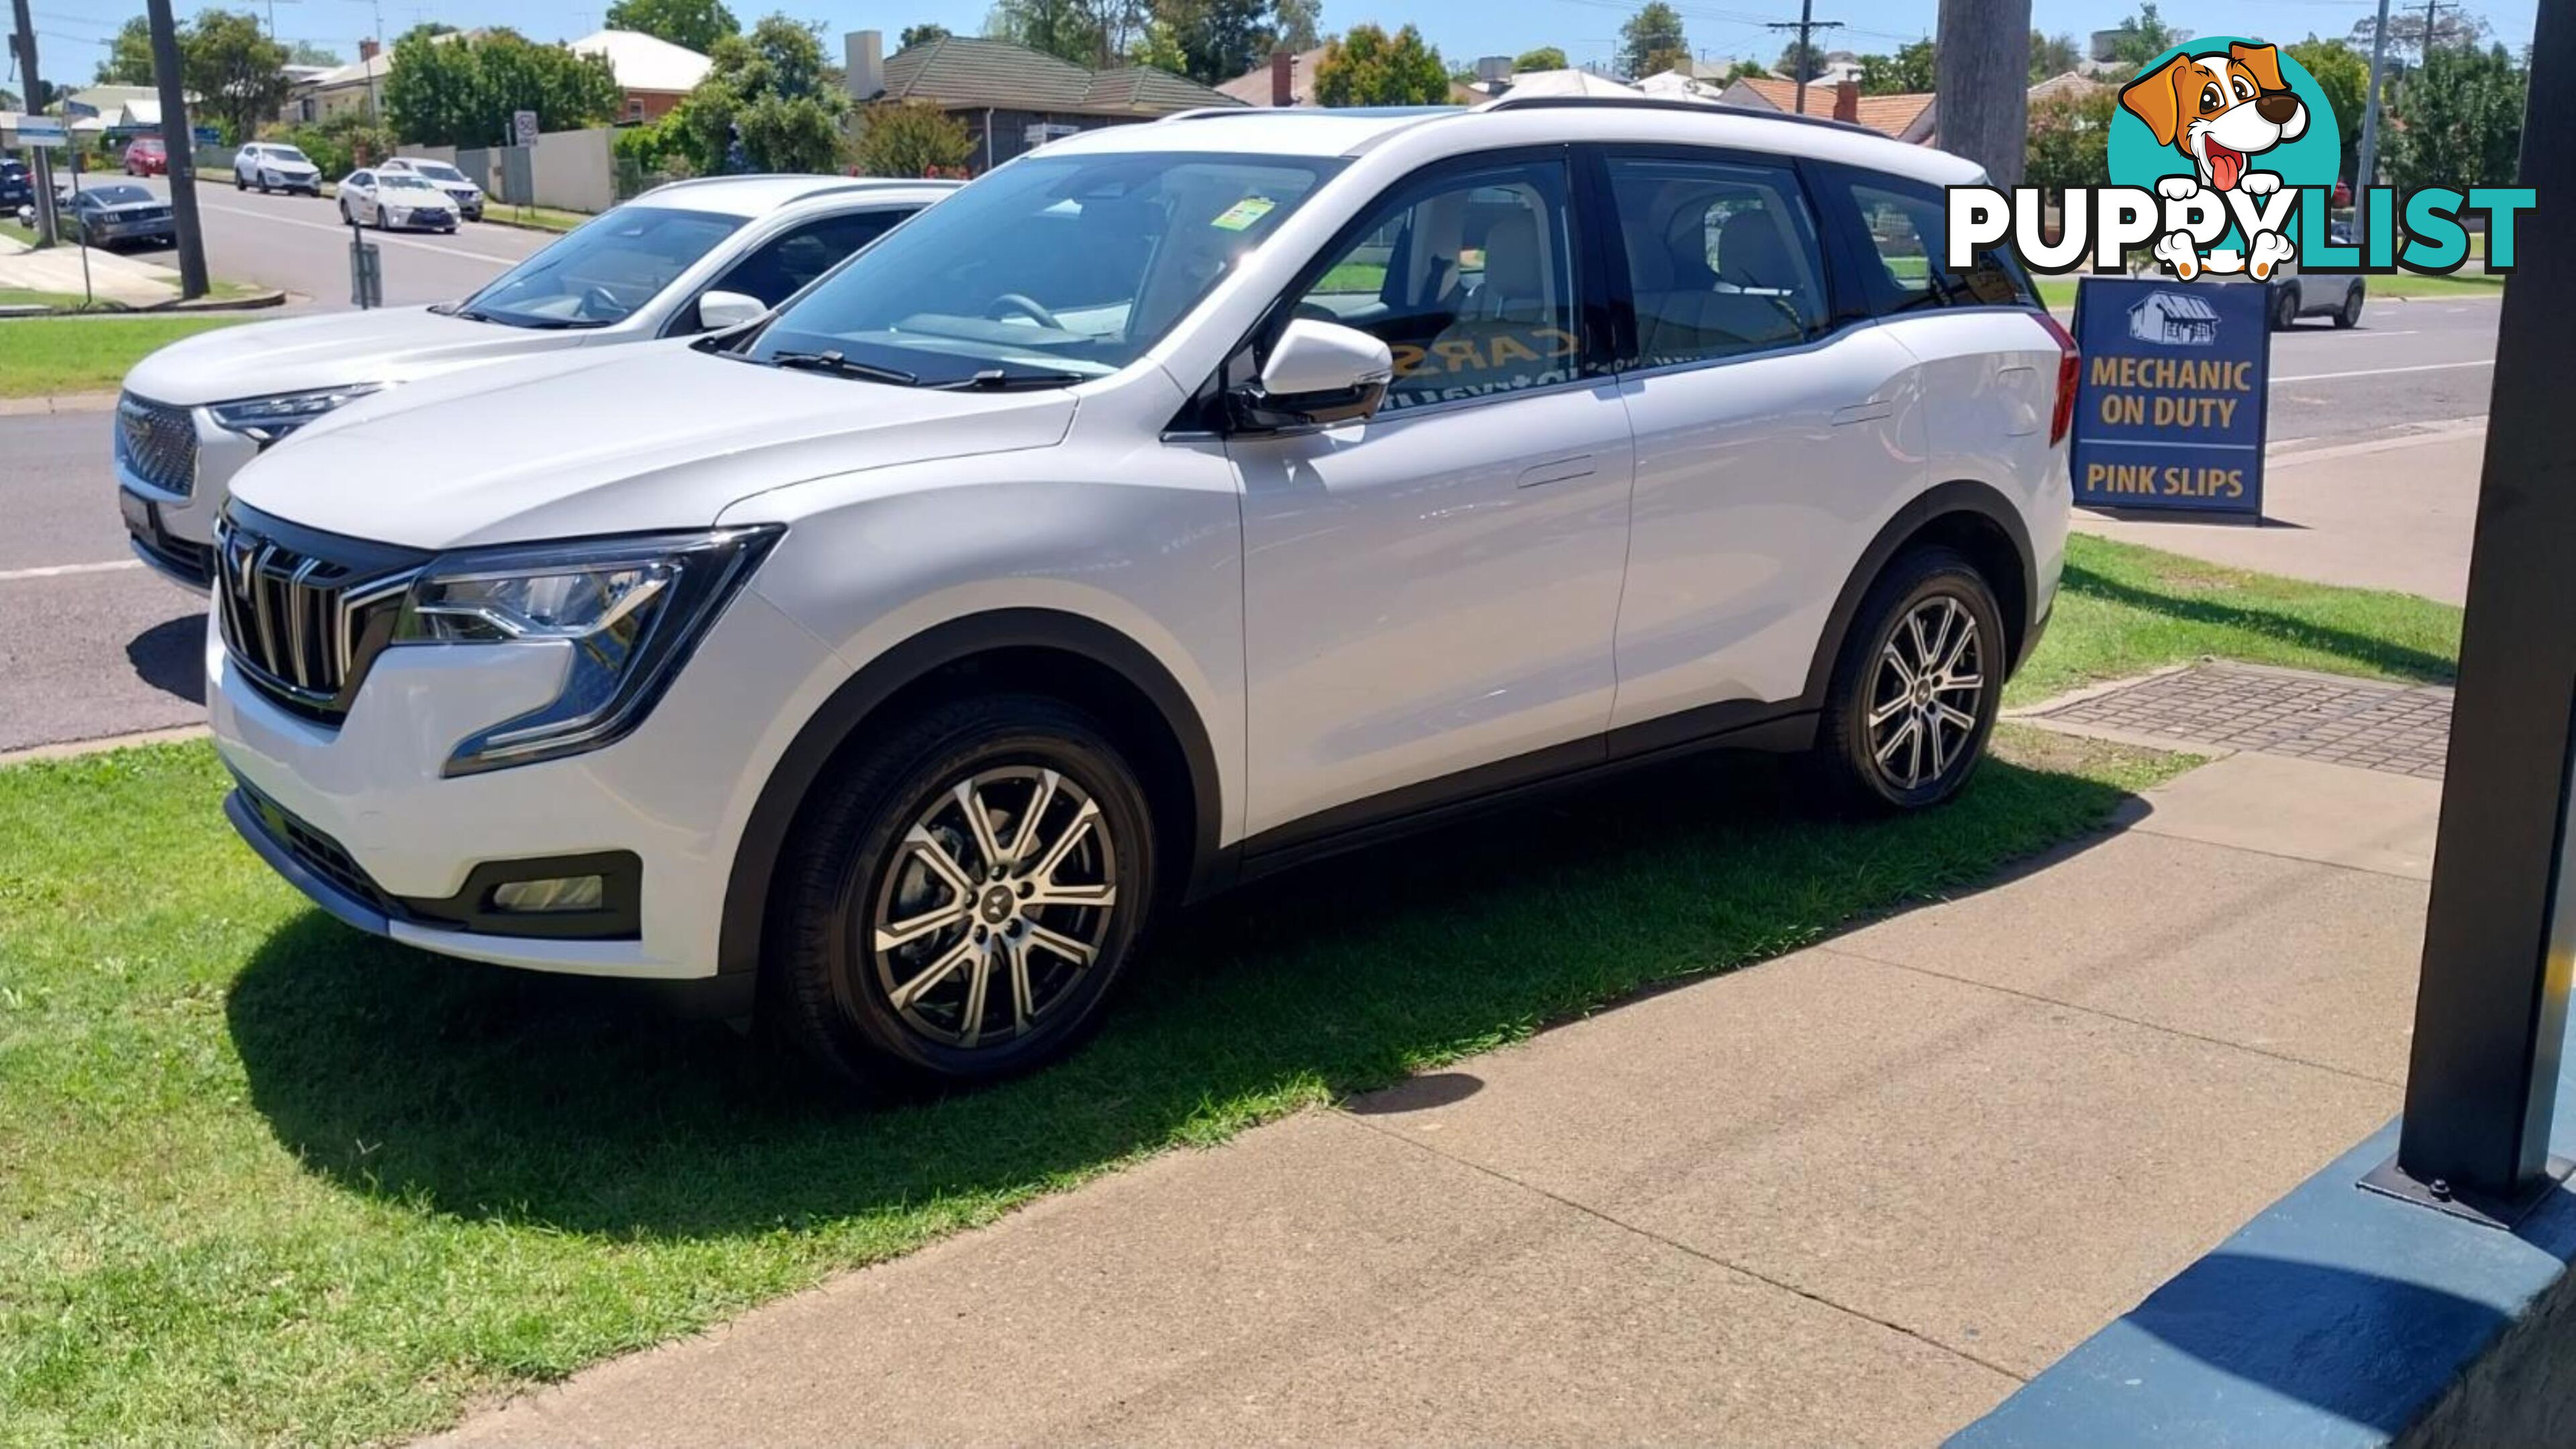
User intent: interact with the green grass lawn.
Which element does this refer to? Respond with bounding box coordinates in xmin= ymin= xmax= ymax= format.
xmin=0 ymin=315 xmax=251 ymax=398
xmin=0 ymin=287 xmax=91 ymax=310
xmin=0 ymin=535 xmax=2462 ymax=1444
xmin=479 ymin=201 xmax=593 ymax=233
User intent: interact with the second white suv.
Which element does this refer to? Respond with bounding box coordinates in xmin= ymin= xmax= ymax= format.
xmin=207 ymin=101 xmax=2072 ymax=1093
xmin=115 ymin=176 xmax=953 ymax=586
xmin=233 ymin=142 xmax=323 ymax=195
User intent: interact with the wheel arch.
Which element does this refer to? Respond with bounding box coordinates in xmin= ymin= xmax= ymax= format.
xmin=1800 ymin=480 xmax=2039 ymax=706
xmin=717 ymin=608 xmax=1225 ymax=984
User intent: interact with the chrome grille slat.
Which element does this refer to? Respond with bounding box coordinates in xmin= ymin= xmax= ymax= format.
xmin=213 ymin=515 xmax=424 ymax=724
xmin=115 ymin=392 xmax=198 ymax=496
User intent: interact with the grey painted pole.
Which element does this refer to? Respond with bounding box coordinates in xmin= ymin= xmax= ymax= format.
xmin=1933 ymin=0 xmax=2032 ymax=186
xmin=2355 ymin=0 xmax=2391 ymax=191
xmin=9 ymin=0 xmax=59 ymax=247
xmin=145 ymin=0 xmax=207 ymax=299
xmin=2388 ymin=0 xmax=2575 ymax=1216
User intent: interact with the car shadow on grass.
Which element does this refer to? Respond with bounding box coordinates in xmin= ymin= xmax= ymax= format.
xmin=2059 ymin=563 xmax=2459 ymax=685
xmin=225 ymin=739 xmax=2157 ymax=1241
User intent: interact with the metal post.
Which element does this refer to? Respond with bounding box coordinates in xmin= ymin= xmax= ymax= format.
xmin=2356 ymin=0 xmax=2391 ymax=192
xmin=145 ymin=0 xmax=206 ymax=298
xmin=1765 ymin=6 xmax=1845 ymax=115
xmin=9 ymin=0 xmax=58 ymax=246
xmin=2367 ymin=0 xmax=2576 ymax=1227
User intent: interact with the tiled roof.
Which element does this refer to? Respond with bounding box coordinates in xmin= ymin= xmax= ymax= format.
xmin=1716 ymin=75 xmax=1935 ymax=140
xmin=1216 ymin=46 xmax=1324 ymax=106
xmin=882 ymin=36 xmax=1239 ymax=116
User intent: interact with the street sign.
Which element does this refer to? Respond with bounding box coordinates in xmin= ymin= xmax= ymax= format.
xmin=193 ymin=125 xmax=219 ymax=146
xmin=12 ymin=115 xmax=67 ymax=149
xmin=2069 ymin=276 xmax=2271 ymax=519
xmin=512 ymin=109 xmax=539 ymax=148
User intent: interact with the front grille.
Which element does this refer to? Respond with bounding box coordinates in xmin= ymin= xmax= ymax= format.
xmin=115 ymin=392 xmax=198 ymax=496
xmin=215 ymin=510 xmax=427 ymax=723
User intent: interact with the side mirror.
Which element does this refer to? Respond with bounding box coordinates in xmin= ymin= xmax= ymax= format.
xmin=695 ymin=289 xmax=768 ymax=331
xmin=1229 ymin=319 xmax=1394 ymax=433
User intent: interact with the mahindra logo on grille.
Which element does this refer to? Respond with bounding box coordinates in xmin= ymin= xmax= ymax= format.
xmin=213 ymin=521 xmax=423 ymax=722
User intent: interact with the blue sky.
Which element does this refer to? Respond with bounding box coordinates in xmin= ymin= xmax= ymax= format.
xmin=27 ymin=0 xmax=2540 ymax=86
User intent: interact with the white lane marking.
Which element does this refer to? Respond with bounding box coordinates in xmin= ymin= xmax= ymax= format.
xmin=2271 ymin=359 xmax=2495 ymax=384
xmin=193 ymin=199 xmax=524 ymax=264
xmin=0 ymin=559 xmax=146 ymax=583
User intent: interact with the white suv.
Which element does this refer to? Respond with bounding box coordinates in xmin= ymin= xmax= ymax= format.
xmin=233 ymin=142 xmax=323 ymax=195
xmin=116 ymin=176 xmax=953 ymax=587
xmin=207 ymin=101 xmax=2073 ymax=1093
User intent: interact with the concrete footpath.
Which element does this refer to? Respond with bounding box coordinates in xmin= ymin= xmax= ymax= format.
xmin=435 ymin=678 xmax=2442 ymax=1448
xmin=2078 ymin=421 xmax=2483 ymax=604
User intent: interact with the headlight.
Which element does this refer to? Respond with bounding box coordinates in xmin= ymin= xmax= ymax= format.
xmin=207 ymin=384 xmax=382 ymax=445
xmin=392 ymin=527 xmax=782 ymax=775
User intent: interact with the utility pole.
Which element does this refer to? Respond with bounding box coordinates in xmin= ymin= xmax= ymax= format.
xmin=1765 ymin=6 xmax=1845 ymax=113
xmin=145 ymin=0 xmax=207 ymax=298
xmin=7 ymin=0 xmax=59 ymax=246
xmin=1933 ymin=0 xmax=2032 ymax=185
xmin=2357 ymin=0 xmax=2391 ymax=193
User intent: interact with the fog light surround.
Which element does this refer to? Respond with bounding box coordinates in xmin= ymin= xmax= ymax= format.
xmin=491 ymin=875 xmax=606 ymax=914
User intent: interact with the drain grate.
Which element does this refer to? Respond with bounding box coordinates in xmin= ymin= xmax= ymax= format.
xmin=2034 ymin=663 xmax=2451 ymax=779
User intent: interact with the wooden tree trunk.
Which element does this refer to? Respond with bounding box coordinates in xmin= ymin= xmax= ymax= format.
xmin=1934 ymin=0 xmax=2032 ymax=186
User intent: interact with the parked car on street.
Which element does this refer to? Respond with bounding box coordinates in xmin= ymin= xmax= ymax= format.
xmin=234 ymin=142 xmax=322 ymax=195
xmin=377 ymin=156 xmax=486 ymax=221
xmin=113 ymin=176 xmax=952 ymax=587
xmin=122 ymin=135 xmax=168 ymax=176
xmin=201 ymin=101 xmax=2073 ymax=1096
xmin=338 ymin=168 xmax=458 ymax=231
xmin=63 ymin=182 xmax=175 ymax=250
xmin=2268 ymin=221 xmax=2367 ymax=330
xmin=0 ymin=158 xmax=30 ymax=209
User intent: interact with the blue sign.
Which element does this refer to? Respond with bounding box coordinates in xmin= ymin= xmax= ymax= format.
xmin=2070 ymin=276 xmax=2270 ymax=517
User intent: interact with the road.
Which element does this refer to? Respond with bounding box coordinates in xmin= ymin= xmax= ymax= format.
xmin=113 ymin=176 xmax=556 ymax=306
xmin=0 ymin=291 xmax=2502 ymax=756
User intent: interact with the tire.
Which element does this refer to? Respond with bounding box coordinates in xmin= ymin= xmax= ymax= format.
xmin=339 ymin=199 xmax=352 ymax=224
xmin=2335 ymin=286 xmax=2363 ymax=329
xmin=2271 ymin=284 xmax=2300 ymax=331
xmin=234 ymin=173 xmax=246 ymax=191
xmin=765 ymin=693 xmax=1160 ymax=1096
xmin=1804 ymin=546 xmax=2007 ymax=814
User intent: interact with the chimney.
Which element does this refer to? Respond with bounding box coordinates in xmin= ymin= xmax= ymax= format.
xmin=358 ymin=37 xmax=380 ymax=61
xmin=1832 ymin=78 xmax=1859 ymax=123
xmin=845 ymin=30 xmax=884 ymax=103
xmin=1270 ymin=48 xmax=1294 ymax=107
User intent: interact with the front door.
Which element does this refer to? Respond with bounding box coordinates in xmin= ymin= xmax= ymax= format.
xmin=1231 ymin=153 xmax=1635 ymax=843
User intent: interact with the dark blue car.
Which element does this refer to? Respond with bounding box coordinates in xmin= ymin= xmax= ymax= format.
xmin=0 ymin=159 xmax=31 ymax=211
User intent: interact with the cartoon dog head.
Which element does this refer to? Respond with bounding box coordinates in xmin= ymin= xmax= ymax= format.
xmin=2119 ymin=42 xmax=2309 ymax=191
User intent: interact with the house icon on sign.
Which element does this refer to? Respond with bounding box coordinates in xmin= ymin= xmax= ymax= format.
xmin=2128 ymin=290 xmax=2220 ymax=347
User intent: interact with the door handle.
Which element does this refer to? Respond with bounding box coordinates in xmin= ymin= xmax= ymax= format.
xmin=1516 ymin=453 xmax=1596 ymax=488
xmin=1831 ymin=400 xmax=1894 ymax=426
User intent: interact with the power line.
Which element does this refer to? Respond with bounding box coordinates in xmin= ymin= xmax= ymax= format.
xmin=1765 ymin=7 xmax=1843 ymax=111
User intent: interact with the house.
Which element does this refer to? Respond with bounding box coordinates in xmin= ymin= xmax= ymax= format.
xmin=287 ymin=42 xmax=393 ymax=123
xmin=1716 ymin=74 xmax=1938 ymax=141
xmin=1490 ymin=67 xmax=1638 ymax=99
xmin=2129 ymin=290 xmax=2221 ymax=346
xmin=847 ymin=30 xmax=1239 ymax=169
xmin=1217 ymin=46 xmax=1496 ymax=108
xmin=568 ymin=29 xmax=711 ymax=122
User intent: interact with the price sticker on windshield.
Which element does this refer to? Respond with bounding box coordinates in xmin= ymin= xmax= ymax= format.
xmin=1210 ymin=196 xmax=1277 ymax=232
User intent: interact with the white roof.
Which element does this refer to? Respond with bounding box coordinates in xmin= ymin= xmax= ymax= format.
xmin=305 ymin=52 xmax=392 ymax=89
xmin=1635 ymin=70 xmax=1720 ymax=100
xmin=119 ymin=99 xmax=162 ymax=127
xmin=636 ymin=174 xmax=958 ymax=216
xmin=1495 ymin=68 xmax=1638 ymax=98
xmin=569 ymin=29 xmax=712 ymax=93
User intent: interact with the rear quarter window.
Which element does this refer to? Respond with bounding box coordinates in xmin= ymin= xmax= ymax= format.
xmin=1820 ymin=166 xmax=2036 ymax=315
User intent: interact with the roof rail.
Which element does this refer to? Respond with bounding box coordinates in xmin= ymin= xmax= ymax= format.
xmin=1475 ymin=92 xmax=1883 ymax=138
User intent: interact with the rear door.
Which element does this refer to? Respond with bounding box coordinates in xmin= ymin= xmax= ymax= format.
xmin=1597 ymin=147 xmax=1926 ymax=733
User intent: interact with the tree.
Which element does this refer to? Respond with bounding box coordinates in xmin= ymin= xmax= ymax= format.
xmin=183 ymin=10 xmax=291 ymax=145
xmin=2286 ymin=36 xmax=2367 ymax=168
xmin=99 ymin=17 xmax=158 ymax=85
xmin=1719 ymin=57 xmax=1768 ymax=81
xmin=854 ymin=97 xmax=975 ymax=175
xmin=2027 ymin=29 xmax=2079 ymax=80
xmin=2105 ymin=3 xmax=2176 ymax=68
xmin=384 ymin=28 xmax=622 ymax=147
xmin=1273 ymin=0 xmax=1321 ymax=52
xmin=1148 ymin=0 xmax=1277 ymax=83
xmin=898 ymin=22 xmax=953 ymax=48
xmin=1774 ymin=38 xmax=1825 ymax=81
xmin=2023 ymin=83 xmax=2112 ymax=191
xmin=1514 ymin=45 xmax=1566 ymax=72
xmin=986 ymin=0 xmax=1136 ymax=67
xmin=605 ymin=0 xmax=741 ymax=56
xmin=287 ymin=40 xmax=342 ymax=65
xmin=1312 ymin=23 xmax=1447 ymax=106
xmin=676 ymin=14 xmax=851 ymax=174
xmin=2387 ymin=42 xmax=2526 ymax=191
xmin=1617 ymin=2 xmax=1684 ymax=80
xmin=2349 ymin=7 xmax=2491 ymax=64
xmin=1858 ymin=38 xmax=1935 ymax=94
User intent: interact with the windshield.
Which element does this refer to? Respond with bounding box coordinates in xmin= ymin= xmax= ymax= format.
xmin=381 ymin=174 xmax=438 ymax=191
xmin=411 ymin=162 xmax=467 ymax=184
xmin=266 ymin=147 xmax=312 ymax=166
xmin=750 ymin=152 xmax=1338 ymax=384
xmin=454 ymin=203 xmax=749 ymax=329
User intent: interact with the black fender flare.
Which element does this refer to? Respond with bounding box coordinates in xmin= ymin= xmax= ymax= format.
xmin=717 ymin=608 xmax=1225 ymax=981
xmin=1798 ymin=479 xmax=2040 ymax=707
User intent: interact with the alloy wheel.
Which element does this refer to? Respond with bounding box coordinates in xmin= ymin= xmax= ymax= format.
xmin=1866 ymin=596 xmax=1984 ymax=792
xmin=866 ymin=765 xmax=1119 ymax=1051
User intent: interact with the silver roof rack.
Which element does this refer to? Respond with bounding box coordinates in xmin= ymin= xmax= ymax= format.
xmin=1475 ymin=91 xmax=1883 ymax=138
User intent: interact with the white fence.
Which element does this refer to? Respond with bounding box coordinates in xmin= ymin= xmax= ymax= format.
xmin=399 ymin=126 xmax=613 ymax=215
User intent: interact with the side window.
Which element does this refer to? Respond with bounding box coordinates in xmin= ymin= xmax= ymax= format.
xmin=348 ymin=170 xmax=371 ymax=187
xmin=1283 ymin=159 xmax=1579 ymax=413
xmin=1606 ymin=154 xmax=1828 ymax=368
xmin=1836 ymin=172 xmax=2035 ymax=313
xmin=713 ymin=211 xmax=906 ymax=307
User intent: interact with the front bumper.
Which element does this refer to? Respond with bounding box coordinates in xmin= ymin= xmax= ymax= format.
xmin=115 ymin=401 xmax=257 ymax=591
xmin=207 ymin=577 xmax=837 ymax=979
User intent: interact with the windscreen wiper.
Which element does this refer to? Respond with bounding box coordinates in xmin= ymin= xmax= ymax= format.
xmin=929 ymin=366 xmax=1090 ymax=391
xmin=768 ymin=349 xmax=919 ymax=385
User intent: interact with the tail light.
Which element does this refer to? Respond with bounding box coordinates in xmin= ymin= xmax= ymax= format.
xmin=2035 ymin=309 xmax=2080 ymax=447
